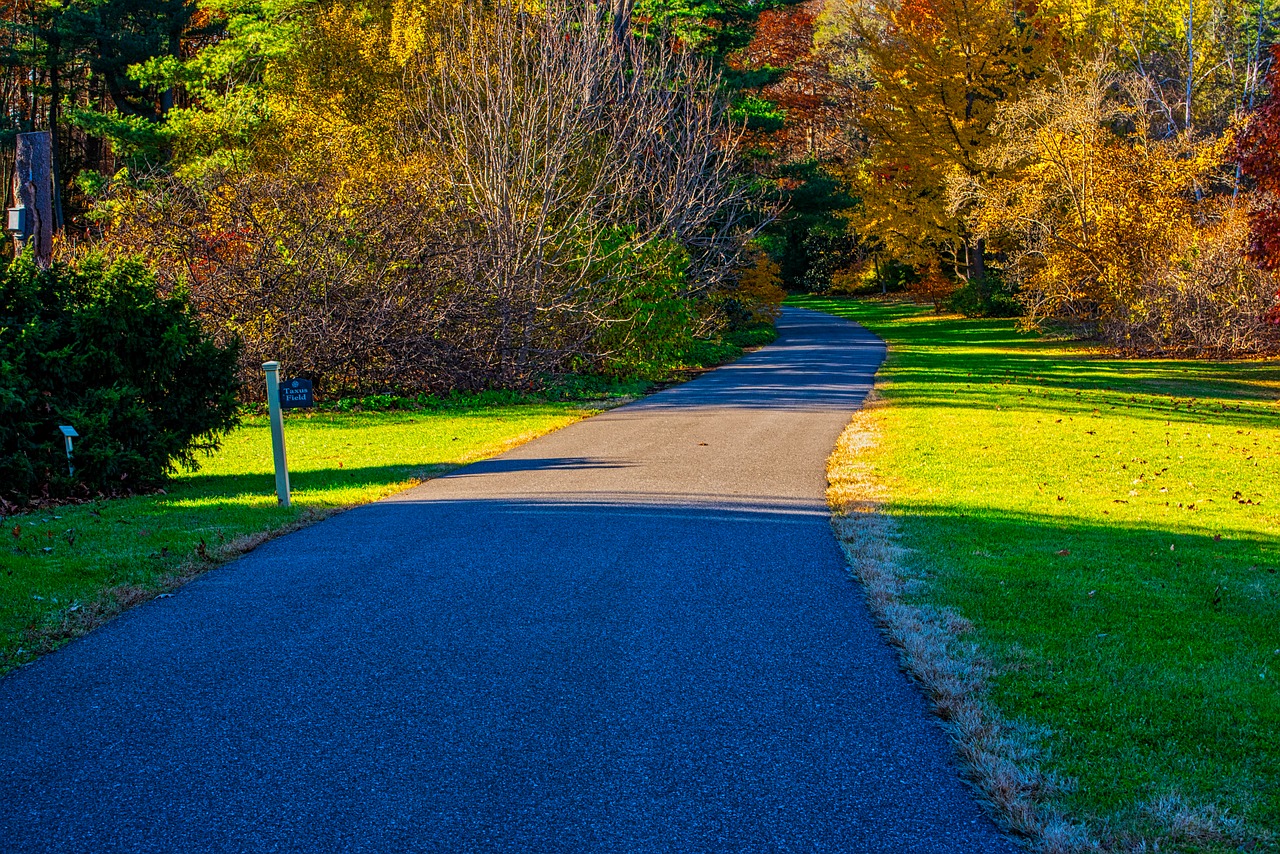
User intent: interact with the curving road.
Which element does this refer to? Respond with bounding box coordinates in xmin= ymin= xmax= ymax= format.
xmin=0 ymin=307 xmax=1015 ymax=853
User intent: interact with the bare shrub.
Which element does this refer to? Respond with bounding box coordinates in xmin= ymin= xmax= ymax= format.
xmin=1102 ymin=205 xmax=1280 ymax=356
xmin=409 ymin=0 xmax=757 ymax=385
xmin=94 ymin=164 xmax=471 ymax=397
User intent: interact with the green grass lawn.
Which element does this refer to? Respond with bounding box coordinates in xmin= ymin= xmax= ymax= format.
xmin=0 ymin=404 xmax=591 ymax=673
xmin=796 ymin=296 xmax=1280 ymax=852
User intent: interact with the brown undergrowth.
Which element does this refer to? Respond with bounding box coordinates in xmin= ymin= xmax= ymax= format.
xmin=827 ymin=391 xmax=1095 ymax=853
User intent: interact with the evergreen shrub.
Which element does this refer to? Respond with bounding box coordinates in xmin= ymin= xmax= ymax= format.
xmin=0 ymin=255 xmax=240 ymax=505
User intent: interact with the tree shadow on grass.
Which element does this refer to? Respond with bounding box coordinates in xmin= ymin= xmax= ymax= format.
xmin=875 ymin=501 xmax=1279 ymax=837
xmin=792 ymin=296 xmax=1280 ymax=414
xmin=165 ymin=458 xmax=641 ymax=509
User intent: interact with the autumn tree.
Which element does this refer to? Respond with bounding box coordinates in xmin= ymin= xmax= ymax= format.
xmin=1236 ymin=44 xmax=1280 ymax=274
xmin=725 ymin=1 xmax=867 ymax=291
xmin=821 ymin=0 xmax=1054 ymax=301
xmin=735 ymin=0 xmax=852 ymax=161
xmin=958 ymin=59 xmax=1280 ymax=353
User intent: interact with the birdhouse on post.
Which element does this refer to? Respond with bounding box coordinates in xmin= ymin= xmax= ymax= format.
xmin=5 ymin=205 xmax=26 ymax=235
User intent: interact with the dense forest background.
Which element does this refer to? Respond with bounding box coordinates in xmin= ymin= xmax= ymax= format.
xmin=3 ymin=0 xmax=1280 ymax=393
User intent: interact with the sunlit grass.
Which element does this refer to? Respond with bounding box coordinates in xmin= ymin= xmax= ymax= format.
xmin=0 ymin=405 xmax=591 ymax=671
xmin=798 ymin=295 xmax=1280 ymax=851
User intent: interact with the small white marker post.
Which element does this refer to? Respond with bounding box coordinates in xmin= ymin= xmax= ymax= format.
xmin=263 ymin=361 xmax=291 ymax=506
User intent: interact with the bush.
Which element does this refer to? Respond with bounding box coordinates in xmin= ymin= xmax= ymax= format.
xmin=715 ymin=250 xmax=786 ymax=328
xmin=724 ymin=326 xmax=780 ymax=349
xmin=1098 ymin=207 xmax=1280 ymax=355
xmin=906 ymin=263 xmax=959 ymax=311
xmin=947 ymin=274 xmax=1022 ymax=318
xmin=0 ymin=255 xmax=241 ymax=505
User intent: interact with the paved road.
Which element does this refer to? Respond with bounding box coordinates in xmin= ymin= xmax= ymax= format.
xmin=0 ymin=308 xmax=1015 ymax=853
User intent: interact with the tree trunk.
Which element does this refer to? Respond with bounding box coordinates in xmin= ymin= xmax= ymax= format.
xmin=13 ymin=131 xmax=55 ymax=268
xmin=48 ymin=43 xmax=64 ymax=231
xmin=612 ymin=0 xmax=633 ymax=46
xmin=969 ymin=235 xmax=986 ymax=296
xmin=161 ymin=31 xmax=181 ymax=115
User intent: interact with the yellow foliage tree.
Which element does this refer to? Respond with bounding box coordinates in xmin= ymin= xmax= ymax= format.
xmin=959 ymin=59 xmax=1280 ymax=353
xmin=820 ymin=0 xmax=1054 ymax=292
xmin=730 ymin=251 xmax=787 ymax=323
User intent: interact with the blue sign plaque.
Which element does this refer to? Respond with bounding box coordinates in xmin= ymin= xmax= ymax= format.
xmin=280 ymin=378 xmax=314 ymax=409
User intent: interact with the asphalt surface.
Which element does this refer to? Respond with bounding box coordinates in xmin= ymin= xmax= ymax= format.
xmin=0 ymin=307 xmax=1016 ymax=853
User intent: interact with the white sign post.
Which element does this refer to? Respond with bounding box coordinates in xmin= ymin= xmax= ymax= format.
xmin=262 ymin=361 xmax=291 ymax=507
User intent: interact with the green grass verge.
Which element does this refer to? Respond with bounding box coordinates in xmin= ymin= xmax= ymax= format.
xmin=0 ymin=404 xmax=591 ymax=673
xmin=0 ymin=317 xmax=781 ymax=675
xmin=795 ymin=296 xmax=1280 ymax=851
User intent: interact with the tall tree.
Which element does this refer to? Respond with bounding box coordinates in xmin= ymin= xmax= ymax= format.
xmin=823 ymin=0 xmax=1053 ymax=291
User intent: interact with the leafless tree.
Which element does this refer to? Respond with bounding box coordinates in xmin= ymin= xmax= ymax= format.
xmin=409 ymin=0 xmax=757 ymax=386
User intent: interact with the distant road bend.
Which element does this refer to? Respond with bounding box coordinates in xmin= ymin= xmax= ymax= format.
xmin=0 ymin=307 xmax=1016 ymax=853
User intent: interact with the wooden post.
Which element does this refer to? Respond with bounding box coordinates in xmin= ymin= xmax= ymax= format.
xmin=13 ymin=131 xmax=54 ymax=268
